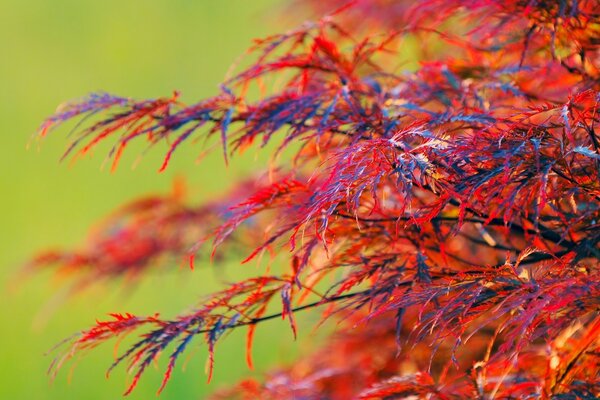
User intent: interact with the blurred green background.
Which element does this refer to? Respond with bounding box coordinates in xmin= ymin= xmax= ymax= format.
xmin=0 ymin=1 xmax=320 ymax=398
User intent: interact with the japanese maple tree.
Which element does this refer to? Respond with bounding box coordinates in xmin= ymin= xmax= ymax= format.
xmin=32 ymin=0 xmax=599 ymax=398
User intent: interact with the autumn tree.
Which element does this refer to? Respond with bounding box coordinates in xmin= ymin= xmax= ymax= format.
xmin=32 ymin=0 xmax=600 ymax=398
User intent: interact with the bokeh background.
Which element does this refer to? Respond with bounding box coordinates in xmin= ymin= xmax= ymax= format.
xmin=0 ymin=1 xmax=323 ymax=398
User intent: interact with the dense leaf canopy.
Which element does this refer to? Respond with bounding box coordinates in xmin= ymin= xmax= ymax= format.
xmin=34 ymin=0 xmax=599 ymax=398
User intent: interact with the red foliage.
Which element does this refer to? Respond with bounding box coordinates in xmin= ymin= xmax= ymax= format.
xmin=32 ymin=0 xmax=599 ymax=398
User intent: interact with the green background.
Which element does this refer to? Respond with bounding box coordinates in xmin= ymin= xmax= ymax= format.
xmin=0 ymin=1 xmax=320 ymax=398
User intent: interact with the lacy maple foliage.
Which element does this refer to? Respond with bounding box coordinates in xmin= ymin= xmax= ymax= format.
xmin=33 ymin=0 xmax=599 ymax=398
